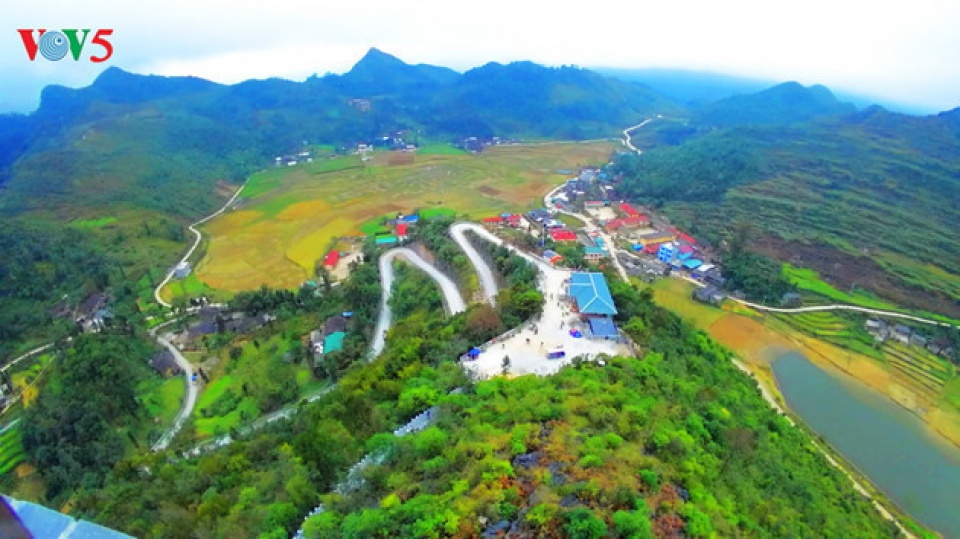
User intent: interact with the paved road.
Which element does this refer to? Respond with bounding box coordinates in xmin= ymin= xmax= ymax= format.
xmin=370 ymin=248 xmax=467 ymax=358
xmin=543 ymin=184 xmax=629 ymax=282
xmin=184 ymin=384 xmax=336 ymax=457
xmin=731 ymin=298 xmax=959 ymax=328
xmin=450 ymin=223 xmax=499 ymax=304
xmin=154 ymin=182 xmax=248 ymax=308
xmin=621 ymin=118 xmax=655 ymax=154
xmin=148 ymin=318 xmax=201 ymax=452
xmin=2 ymin=343 xmax=55 ymax=373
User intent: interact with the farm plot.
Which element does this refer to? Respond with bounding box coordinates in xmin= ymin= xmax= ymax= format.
xmin=194 ymin=142 xmax=614 ymax=292
xmin=0 ymin=422 xmax=27 ymax=476
xmin=883 ymin=342 xmax=954 ymax=393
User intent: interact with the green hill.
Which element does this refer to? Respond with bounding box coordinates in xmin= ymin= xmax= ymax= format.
xmin=616 ymin=102 xmax=960 ymax=317
xmin=695 ymin=81 xmax=856 ymax=127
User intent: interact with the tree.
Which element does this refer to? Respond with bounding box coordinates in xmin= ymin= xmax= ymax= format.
xmin=501 ymin=355 xmax=511 ymax=375
xmin=564 ymin=508 xmax=607 ymax=539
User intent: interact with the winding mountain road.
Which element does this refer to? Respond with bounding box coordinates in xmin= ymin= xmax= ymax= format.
xmin=148 ymin=319 xmax=200 ymax=452
xmin=449 ymin=224 xmax=499 ymax=304
xmin=621 ymin=118 xmax=655 ymax=154
xmin=370 ymin=247 xmax=467 ymax=358
xmin=154 ymin=182 xmax=248 ymax=308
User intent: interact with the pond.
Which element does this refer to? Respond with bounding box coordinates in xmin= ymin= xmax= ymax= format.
xmin=771 ymin=351 xmax=960 ymax=538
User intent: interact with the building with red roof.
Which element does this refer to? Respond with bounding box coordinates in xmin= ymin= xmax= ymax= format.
xmin=643 ymin=243 xmax=662 ymax=255
xmin=396 ymin=223 xmax=408 ymax=237
xmin=549 ymin=229 xmax=578 ymax=242
xmin=483 ymin=216 xmax=503 ymax=223
xmin=679 ymin=244 xmax=695 ymax=254
xmin=323 ymin=250 xmax=340 ymax=267
xmin=619 ymin=202 xmax=640 ymax=217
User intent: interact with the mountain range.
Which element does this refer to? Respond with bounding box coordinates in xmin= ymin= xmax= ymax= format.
xmin=0 ymin=47 xmax=957 ymax=317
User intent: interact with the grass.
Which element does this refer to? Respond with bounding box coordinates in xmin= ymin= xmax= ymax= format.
xmin=557 ymin=213 xmax=586 ymax=228
xmin=70 ymin=216 xmax=117 ymax=229
xmin=196 ymin=374 xmax=235 ymax=413
xmin=417 ymin=144 xmax=467 ymax=156
xmin=783 ymin=264 xmax=897 ymax=310
xmin=140 ymin=377 xmax=186 ymax=428
xmin=197 ymin=142 xmax=615 ymax=291
xmin=160 ymin=273 xmax=225 ymax=304
xmin=648 ymin=278 xmax=726 ymax=328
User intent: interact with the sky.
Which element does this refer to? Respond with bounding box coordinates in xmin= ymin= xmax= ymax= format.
xmin=3 ymin=0 xmax=960 ymax=114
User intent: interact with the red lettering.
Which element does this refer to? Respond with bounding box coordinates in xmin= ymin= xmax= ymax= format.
xmin=17 ymin=29 xmax=45 ymax=61
xmin=89 ymin=29 xmax=114 ymax=63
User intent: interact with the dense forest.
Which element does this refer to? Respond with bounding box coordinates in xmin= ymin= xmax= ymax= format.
xmin=21 ymin=334 xmax=155 ymax=501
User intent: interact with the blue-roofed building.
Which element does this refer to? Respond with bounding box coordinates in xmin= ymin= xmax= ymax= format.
xmin=401 ymin=214 xmax=419 ymax=223
xmin=584 ymin=246 xmax=607 ymax=261
xmin=682 ymin=259 xmax=703 ymax=270
xmin=677 ymin=251 xmax=693 ymax=261
xmin=2 ymin=496 xmax=132 ymax=538
xmin=588 ymin=317 xmax=619 ymax=338
xmin=657 ymin=242 xmax=677 ymax=263
xmin=568 ymin=273 xmax=617 ymax=316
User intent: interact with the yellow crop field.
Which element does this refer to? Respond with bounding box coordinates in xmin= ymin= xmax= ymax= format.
xmin=193 ymin=142 xmax=614 ymax=292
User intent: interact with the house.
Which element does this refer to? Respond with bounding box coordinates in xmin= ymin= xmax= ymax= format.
xmin=505 ymin=214 xmax=522 ymax=227
xmin=568 ymin=273 xmax=619 ymax=338
xmin=619 ymin=202 xmax=640 ymax=217
xmin=692 ymin=264 xmax=715 ymax=279
xmin=397 ymin=222 xmax=408 ymax=238
xmin=693 ymin=285 xmax=726 ymax=305
xmin=526 ymin=209 xmax=552 ymax=223
xmin=681 ymin=259 xmax=703 ymax=271
xmin=543 ymin=250 xmax=563 ymax=265
xmin=584 ymin=246 xmax=606 ymax=261
xmin=324 ymin=332 xmax=347 ymax=354
xmin=550 ymin=229 xmax=578 ymax=242
xmin=702 ymin=268 xmax=726 ymax=287
xmin=309 ymin=330 xmax=325 ymax=355
xmin=892 ymin=324 xmax=912 ymax=345
xmin=584 ymin=200 xmax=605 ymax=209
xmin=174 ymin=261 xmax=192 ymax=279
xmin=642 ymin=243 xmax=662 ymax=255
xmin=657 ymin=242 xmax=678 ymax=263
xmin=605 ymin=216 xmax=649 ymax=231
xmin=322 ymin=250 xmax=340 ymax=268
xmin=150 ymin=349 xmax=182 ymax=377
xmin=638 ymin=231 xmax=677 ymax=245
xmin=781 ymin=292 xmax=802 ymax=308
xmin=375 ymin=236 xmax=398 ymax=246
xmin=909 ymin=334 xmax=928 ymax=347
xmin=568 ymin=272 xmax=618 ymax=316
xmin=324 ymin=315 xmax=348 ymax=335
xmin=482 ymin=216 xmax=504 ymax=227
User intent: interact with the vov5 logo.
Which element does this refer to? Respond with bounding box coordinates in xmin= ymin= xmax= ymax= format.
xmin=17 ymin=29 xmax=114 ymax=62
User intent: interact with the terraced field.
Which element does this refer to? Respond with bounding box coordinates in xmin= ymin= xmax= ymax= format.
xmin=883 ymin=342 xmax=954 ymax=394
xmin=0 ymin=422 xmax=27 ymax=476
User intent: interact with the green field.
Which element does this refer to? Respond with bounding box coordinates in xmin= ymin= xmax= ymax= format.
xmin=417 ymin=144 xmax=467 ymax=156
xmin=649 ymin=278 xmax=727 ymax=328
xmin=140 ymin=377 xmax=186 ymax=429
xmin=783 ymin=264 xmax=897 ymax=310
xmin=884 ymin=342 xmax=954 ymax=393
xmin=196 ymin=142 xmax=614 ymax=292
xmin=70 ymin=216 xmax=118 ymax=229
xmin=0 ymin=422 xmax=27 ymax=476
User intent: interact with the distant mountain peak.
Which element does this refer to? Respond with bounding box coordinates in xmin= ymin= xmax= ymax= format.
xmin=350 ymin=47 xmax=408 ymax=72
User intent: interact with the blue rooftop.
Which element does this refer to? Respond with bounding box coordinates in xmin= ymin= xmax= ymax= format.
xmin=682 ymin=259 xmax=703 ymax=270
xmin=569 ymin=272 xmax=618 ymax=316
xmin=584 ymin=246 xmax=606 ymax=256
xmin=588 ymin=317 xmax=619 ymax=337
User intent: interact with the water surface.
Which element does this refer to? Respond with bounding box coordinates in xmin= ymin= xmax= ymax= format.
xmin=771 ymin=352 xmax=960 ymax=538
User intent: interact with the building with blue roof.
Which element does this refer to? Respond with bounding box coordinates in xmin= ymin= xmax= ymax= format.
xmin=568 ymin=273 xmax=617 ymax=316
xmin=657 ymin=242 xmax=677 ymax=263
xmin=584 ymin=246 xmax=607 ymax=261
xmin=682 ymin=259 xmax=703 ymax=270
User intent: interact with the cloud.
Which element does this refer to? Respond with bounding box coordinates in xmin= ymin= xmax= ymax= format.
xmin=2 ymin=0 xmax=958 ymax=113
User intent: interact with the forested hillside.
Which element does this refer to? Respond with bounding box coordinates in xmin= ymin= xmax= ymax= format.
xmin=616 ymin=102 xmax=960 ymax=317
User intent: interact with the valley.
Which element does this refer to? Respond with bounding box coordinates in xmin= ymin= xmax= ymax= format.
xmin=0 ymin=50 xmax=958 ymax=538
